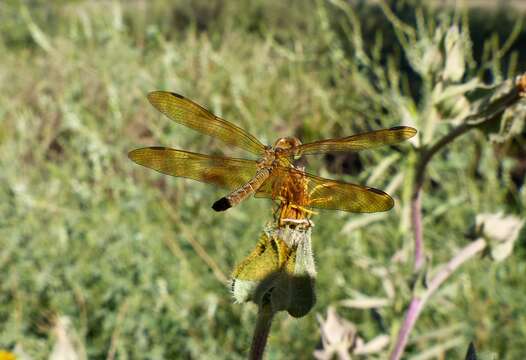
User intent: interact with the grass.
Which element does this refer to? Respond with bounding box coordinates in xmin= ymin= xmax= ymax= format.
xmin=1 ymin=0 xmax=525 ymax=358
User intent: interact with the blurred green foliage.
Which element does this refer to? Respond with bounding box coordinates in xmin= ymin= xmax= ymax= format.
xmin=1 ymin=0 xmax=525 ymax=358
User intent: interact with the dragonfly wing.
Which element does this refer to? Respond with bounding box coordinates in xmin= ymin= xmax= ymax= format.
xmin=129 ymin=147 xmax=258 ymax=190
xmin=147 ymin=91 xmax=267 ymax=155
xmin=285 ymin=126 xmax=416 ymax=156
xmin=255 ymin=166 xmax=394 ymax=212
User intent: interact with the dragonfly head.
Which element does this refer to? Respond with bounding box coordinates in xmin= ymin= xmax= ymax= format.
xmin=272 ymin=137 xmax=302 ymax=152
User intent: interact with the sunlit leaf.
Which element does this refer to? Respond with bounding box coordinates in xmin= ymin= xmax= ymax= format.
xmin=314 ymin=307 xmax=355 ymax=360
xmin=443 ymin=26 xmax=465 ymax=82
xmin=476 ymin=212 xmax=525 ymax=262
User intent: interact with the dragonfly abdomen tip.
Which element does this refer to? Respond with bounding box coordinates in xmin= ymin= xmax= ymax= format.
xmin=212 ymin=197 xmax=232 ymax=212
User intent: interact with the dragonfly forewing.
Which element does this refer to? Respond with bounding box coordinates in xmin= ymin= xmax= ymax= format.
xmin=147 ymin=91 xmax=267 ymax=155
xmin=284 ymin=126 xmax=417 ymax=156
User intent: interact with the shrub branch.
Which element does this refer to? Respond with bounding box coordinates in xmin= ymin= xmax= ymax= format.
xmin=394 ymin=72 xmax=526 ymax=359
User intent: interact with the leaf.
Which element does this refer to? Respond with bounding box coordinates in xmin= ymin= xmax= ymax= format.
xmin=464 ymin=74 xmax=524 ymax=128
xmin=354 ymin=335 xmax=390 ymax=355
xmin=476 ymin=213 xmax=525 ymax=262
xmin=314 ymin=307 xmax=355 ymax=360
xmin=433 ymin=79 xmax=479 ymax=123
xmin=435 ymin=79 xmax=481 ymax=103
xmin=406 ymin=39 xmax=443 ymax=77
xmin=443 ymin=26 xmax=465 ymax=82
xmin=488 ymin=100 xmax=526 ymax=143
xmin=50 ymin=316 xmax=86 ymax=360
xmin=435 ymin=93 xmax=471 ymax=123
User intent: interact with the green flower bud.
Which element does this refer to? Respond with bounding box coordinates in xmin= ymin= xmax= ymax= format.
xmin=231 ymin=225 xmax=317 ymax=317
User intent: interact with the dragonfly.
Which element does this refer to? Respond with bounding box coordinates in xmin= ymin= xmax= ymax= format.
xmin=129 ymin=91 xmax=417 ymax=214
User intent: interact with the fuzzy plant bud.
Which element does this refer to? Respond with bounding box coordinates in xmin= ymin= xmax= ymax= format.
xmin=231 ymin=225 xmax=316 ymax=318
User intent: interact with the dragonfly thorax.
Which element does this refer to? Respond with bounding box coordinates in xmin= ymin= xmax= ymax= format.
xmin=272 ymin=137 xmax=302 ymax=152
xmin=257 ymin=137 xmax=302 ymax=169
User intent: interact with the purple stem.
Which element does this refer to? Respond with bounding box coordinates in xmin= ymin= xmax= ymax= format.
xmin=390 ymin=73 xmax=523 ymax=360
xmin=389 ymin=298 xmax=423 ymax=360
xmin=389 ymin=238 xmax=487 ymax=360
xmin=392 ymin=122 xmax=491 ymax=359
xmin=411 ymin=190 xmax=424 ymax=271
xmin=411 ymin=122 xmax=473 ymax=272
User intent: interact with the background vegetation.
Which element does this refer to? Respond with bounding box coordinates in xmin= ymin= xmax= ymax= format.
xmin=1 ymin=0 xmax=525 ymax=358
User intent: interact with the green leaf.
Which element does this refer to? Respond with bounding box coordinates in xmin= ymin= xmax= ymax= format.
xmin=443 ymin=26 xmax=465 ymax=82
xmin=464 ymin=74 xmax=524 ymax=128
xmin=488 ymin=100 xmax=526 ymax=143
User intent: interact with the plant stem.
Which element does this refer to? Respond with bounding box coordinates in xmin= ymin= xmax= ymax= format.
xmin=389 ymin=297 xmax=422 ymax=360
xmin=403 ymin=113 xmax=501 ymax=354
xmin=411 ymin=122 xmax=473 ymax=271
xmin=389 ymin=238 xmax=487 ymax=360
xmin=249 ymin=303 xmax=275 ymax=360
xmin=415 ymin=123 xmax=471 ymax=190
xmin=411 ymin=189 xmax=424 ymax=271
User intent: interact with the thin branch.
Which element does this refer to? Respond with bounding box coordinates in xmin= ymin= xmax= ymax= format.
xmin=389 ymin=238 xmax=487 ymax=360
xmin=377 ymin=0 xmax=416 ymax=41
xmin=416 ymin=73 xmax=525 ymax=190
xmin=425 ymin=239 xmax=486 ymax=296
xmin=415 ymin=122 xmax=471 ymax=190
xmin=411 ymin=73 xmax=524 ymax=271
xmin=389 ymin=297 xmax=423 ymax=360
xmin=161 ymin=199 xmax=229 ymax=284
xmin=411 ymin=121 xmax=472 ymax=271
xmin=249 ymin=303 xmax=275 ymax=360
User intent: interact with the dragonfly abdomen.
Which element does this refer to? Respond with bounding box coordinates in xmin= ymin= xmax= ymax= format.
xmin=212 ymin=168 xmax=271 ymax=211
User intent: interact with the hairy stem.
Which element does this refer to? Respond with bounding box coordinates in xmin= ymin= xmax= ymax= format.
xmin=249 ymin=303 xmax=275 ymax=360
xmin=389 ymin=238 xmax=487 ymax=360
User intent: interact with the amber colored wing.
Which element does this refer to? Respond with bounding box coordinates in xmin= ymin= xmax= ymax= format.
xmin=255 ymin=166 xmax=394 ymax=212
xmin=147 ymin=91 xmax=266 ymax=155
xmin=283 ymin=126 xmax=417 ymax=156
xmin=129 ymin=147 xmax=258 ymax=190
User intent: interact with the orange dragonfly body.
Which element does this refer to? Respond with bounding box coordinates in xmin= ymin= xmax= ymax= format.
xmin=129 ymin=91 xmax=416 ymax=214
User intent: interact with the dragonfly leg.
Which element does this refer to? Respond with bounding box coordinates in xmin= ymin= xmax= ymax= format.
xmin=288 ymin=203 xmax=318 ymax=216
